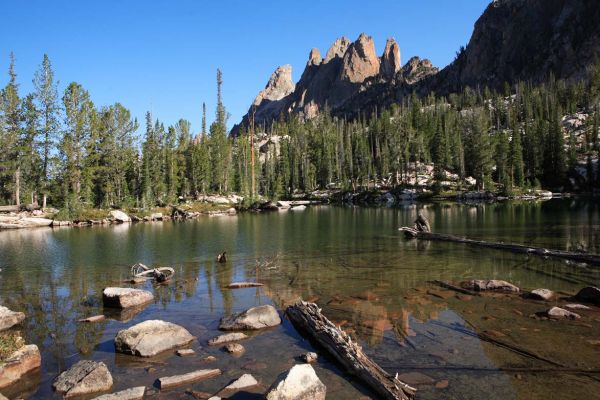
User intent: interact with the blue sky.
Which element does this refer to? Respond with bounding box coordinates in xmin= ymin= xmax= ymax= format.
xmin=1 ymin=0 xmax=490 ymax=135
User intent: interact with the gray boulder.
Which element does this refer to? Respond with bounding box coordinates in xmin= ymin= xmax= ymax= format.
xmin=0 ymin=344 xmax=41 ymax=389
xmin=461 ymin=279 xmax=519 ymax=292
xmin=114 ymin=320 xmax=195 ymax=357
xmin=53 ymin=360 xmax=113 ymax=398
xmin=529 ymin=288 xmax=554 ymax=301
xmin=546 ymin=306 xmax=580 ymax=320
xmin=265 ymin=364 xmax=326 ymax=400
xmin=0 ymin=306 xmax=25 ymax=331
xmin=103 ymin=287 xmax=153 ymax=309
xmin=109 ymin=210 xmax=131 ymax=223
xmin=219 ymin=305 xmax=281 ymax=331
xmin=575 ymin=286 xmax=600 ymax=306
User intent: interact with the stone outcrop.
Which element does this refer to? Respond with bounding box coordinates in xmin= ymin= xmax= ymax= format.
xmin=265 ymin=364 xmax=326 ymax=400
xmin=0 ymin=306 xmax=25 ymax=331
xmin=219 ymin=305 xmax=281 ymax=330
xmin=402 ymin=57 xmax=439 ymax=85
xmin=339 ymin=33 xmax=380 ymax=83
xmin=380 ymin=38 xmax=401 ymax=79
xmin=53 ymin=360 xmax=113 ymax=398
xmin=114 ymin=320 xmax=195 ymax=357
xmin=102 ymin=287 xmax=154 ymax=309
xmin=0 ymin=344 xmax=41 ymax=389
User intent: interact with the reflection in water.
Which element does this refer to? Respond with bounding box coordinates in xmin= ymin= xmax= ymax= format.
xmin=0 ymin=199 xmax=598 ymax=399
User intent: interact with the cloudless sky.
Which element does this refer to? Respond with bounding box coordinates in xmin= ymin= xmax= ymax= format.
xmin=1 ymin=0 xmax=490 ymax=135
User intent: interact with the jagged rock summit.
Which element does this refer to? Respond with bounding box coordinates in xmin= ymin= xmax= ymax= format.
xmin=233 ymin=0 xmax=600 ymax=135
xmin=232 ymin=33 xmax=437 ymax=134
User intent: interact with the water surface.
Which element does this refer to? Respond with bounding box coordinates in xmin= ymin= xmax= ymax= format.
xmin=0 ymin=198 xmax=599 ymax=399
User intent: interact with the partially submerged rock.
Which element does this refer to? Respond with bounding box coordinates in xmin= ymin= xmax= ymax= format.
xmin=300 ymin=352 xmax=318 ymax=363
xmin=223 ymin=343 xmax=245 ymax=355
xmin=265 ymin=364 xmax=326 ymax=400
xmin=0 ymin=306 xmax=25 ymax=331
xmin=564 ymin=304 xmax=591 ymax=310
xmin=546 ymin=306 xmax=581 ymax=320
xmin=102 ymin=287 xmax=154 ymax=309
xmin=0 ymin=344 xmax=41 ymax=389
xmin=53 ymin=360 xmax=113 ymax=398
xmin=461 ymin=279 xmax=520 ymax=293
xmin=224 ymin=374 xmax=258 ymax=391
xmin=575 ymin=286 xmax=600 ymax=306
xmin=219 ymin=305 xmax=281 ymax=330
xmin=114 ymin=320 xmax=195 ymax=357
xmin=157 ymin=369 xmax=221 ymax=390
xmin=208 ymin=332 xmax=248 ymax=346
xmin=528 ymin=288 xmax=554 ymax=301
xmin=92 ymin=386 xmax=146 ymax=400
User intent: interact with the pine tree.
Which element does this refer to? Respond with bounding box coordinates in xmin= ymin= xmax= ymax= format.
xmin=33 ymin=54 xmax=59 ymax=208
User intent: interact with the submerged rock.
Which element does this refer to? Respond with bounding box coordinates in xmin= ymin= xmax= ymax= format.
xmin=546 ymin=306 xmax=581 ymax=320
xmin=92 ymin=386 xmax=145 ymax=400
xmin=219 ymin=305 xmax=281 ymax=330
xmin=0 ymin=306 xmax=25 ymax=331
xmin=224 ymin=374 xmax=258 ymax=390
xmin=114 ymin=320 xmax=195 ymax=357
xmin=102 ymin=287 xmax=154 ymax=309
xmin=461 ymin=279 xmax=519 ymax=292
xmin=0 ymin=344 xmax=41 ymax=389
xmin=266 ymin=364 xmax=326 ymax=400
xmin=575 ymin=286 xmax=600 ymax=306
xmin=223 ymin=343 xmax=245 ymax=355
xmin=529 ymin=288 xmax=554 ymax=301
xmin=53 ymin=360 xmax=113 ymax=398
xmin=208 ymin=332 xmax=248 ymax=346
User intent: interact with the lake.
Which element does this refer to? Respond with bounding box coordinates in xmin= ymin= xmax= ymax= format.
xmin=0 ymin=198 xmax=599 ymax=399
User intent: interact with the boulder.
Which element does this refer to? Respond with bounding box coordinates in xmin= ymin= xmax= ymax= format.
xmin=224 ymin=374 xmax=258 ymax=391
xmin=150 ymin=213 xmax=163 ymax=221
xmin=114 ymin=320 xmax=195 ymax=357
xmin=109 ymin=210 xmax=131 ymax=223
xmin=92 ymin=387 xmax=146 ymax=400
xmin=575 ymin=286 xmax=600 ymax=306
xmin=102 ymin=287 xmax=154 ymax=309
xmin=546 ymin=306 xmax=581 ymax=320
xmin=53 ymin=360 xmax=113 ymax=398
xmin=528 ymin=288 xmax=554 ymax=301
xmin=208 ymin=332 xmax=248 ymax=346
xmin=265 ymin=364 xmax=326 ymax=400
xmin=300 ymin=352 xmax=318 ymax=363
xmin=219 ymin=305 xmax=281 ymax=331
xmin=461 ymin=279 xmax=519 ymax=292
xmin=0 ymin=306 xmax=25 ymax=331
xmin=223 ymin=343 xmax=245 ymax=355
xmin=0 ymin=344 xmax=41 ymax=389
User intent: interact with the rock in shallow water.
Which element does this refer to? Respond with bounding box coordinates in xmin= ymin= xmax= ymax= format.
xmin=546 ymin=306 xmax=580 ymax=320
xmin=102 ymin=287 xmax=154 ymax=309
xmin=92 ymin=386 xmax=146 ymax=400
xmin=0 ymin=306 xmax=25 ymax=331
xmin=53 ymin=360 xmax=113 ymax=398
xmin=114 ymin=320 xmax=195 ymax=357
xmin=219 ymin=305 xmax=281 ymax=330
xmin=461 ymin=279 xmax=519 ymax=292
xmin=224 ymin=373 xmax=258 ymax=390
xmin=529 ymin=288 xmax=554 ymax=301
xmin=0 ymin=344 xmax=41 ymax=389
xmin=265 ymin=364 xmax=326 ymax=400
xmin=208 ymin=332 xmax=248 ymax=345
xmin=575 ymin=286 xmax=600 ymax=306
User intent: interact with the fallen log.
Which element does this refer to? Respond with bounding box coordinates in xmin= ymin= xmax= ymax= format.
xmin=286 ymin=301 xmax=416 ymax=400
xmin=399 ymin=228 xmax=600 ymax=266
xmin=226 ymin=282 xmax=263 ymax=289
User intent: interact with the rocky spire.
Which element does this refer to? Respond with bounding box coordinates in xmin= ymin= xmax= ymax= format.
xmin=339 ymin=33 xmax=380 ymax=83
xmin=253 ymin=64 xmax=295 ymax=106
xmin=307 ymin=48 xmax=322 ymax=66
xmin=324 ymin=37 xmax=351 ymax=63
xmin=402 ymin=57 xmax=439 ymax=85
xmin=380 ymin=37 xmax=401 ymax=79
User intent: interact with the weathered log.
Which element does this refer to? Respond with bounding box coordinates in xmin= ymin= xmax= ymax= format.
xmin=286 ymin=301 xmax=416 ymax=400
xmin=0 ymin=205 xmax=20 ymax=213
xmin=399 ymin=228 xmax=600 ymax=266
xmin=226 ymin=282 xmax=263 ymax=289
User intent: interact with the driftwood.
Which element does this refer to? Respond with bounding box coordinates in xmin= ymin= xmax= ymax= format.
xmin=226 ymin=282 xmax=263 ymax=289
xmin=399 ymin=228 xmax=600 ymax=266
xmin=131 ymin=263 xmax=175 ymax=282
xmin=286 ymin=301 xmax=416 ymax=400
